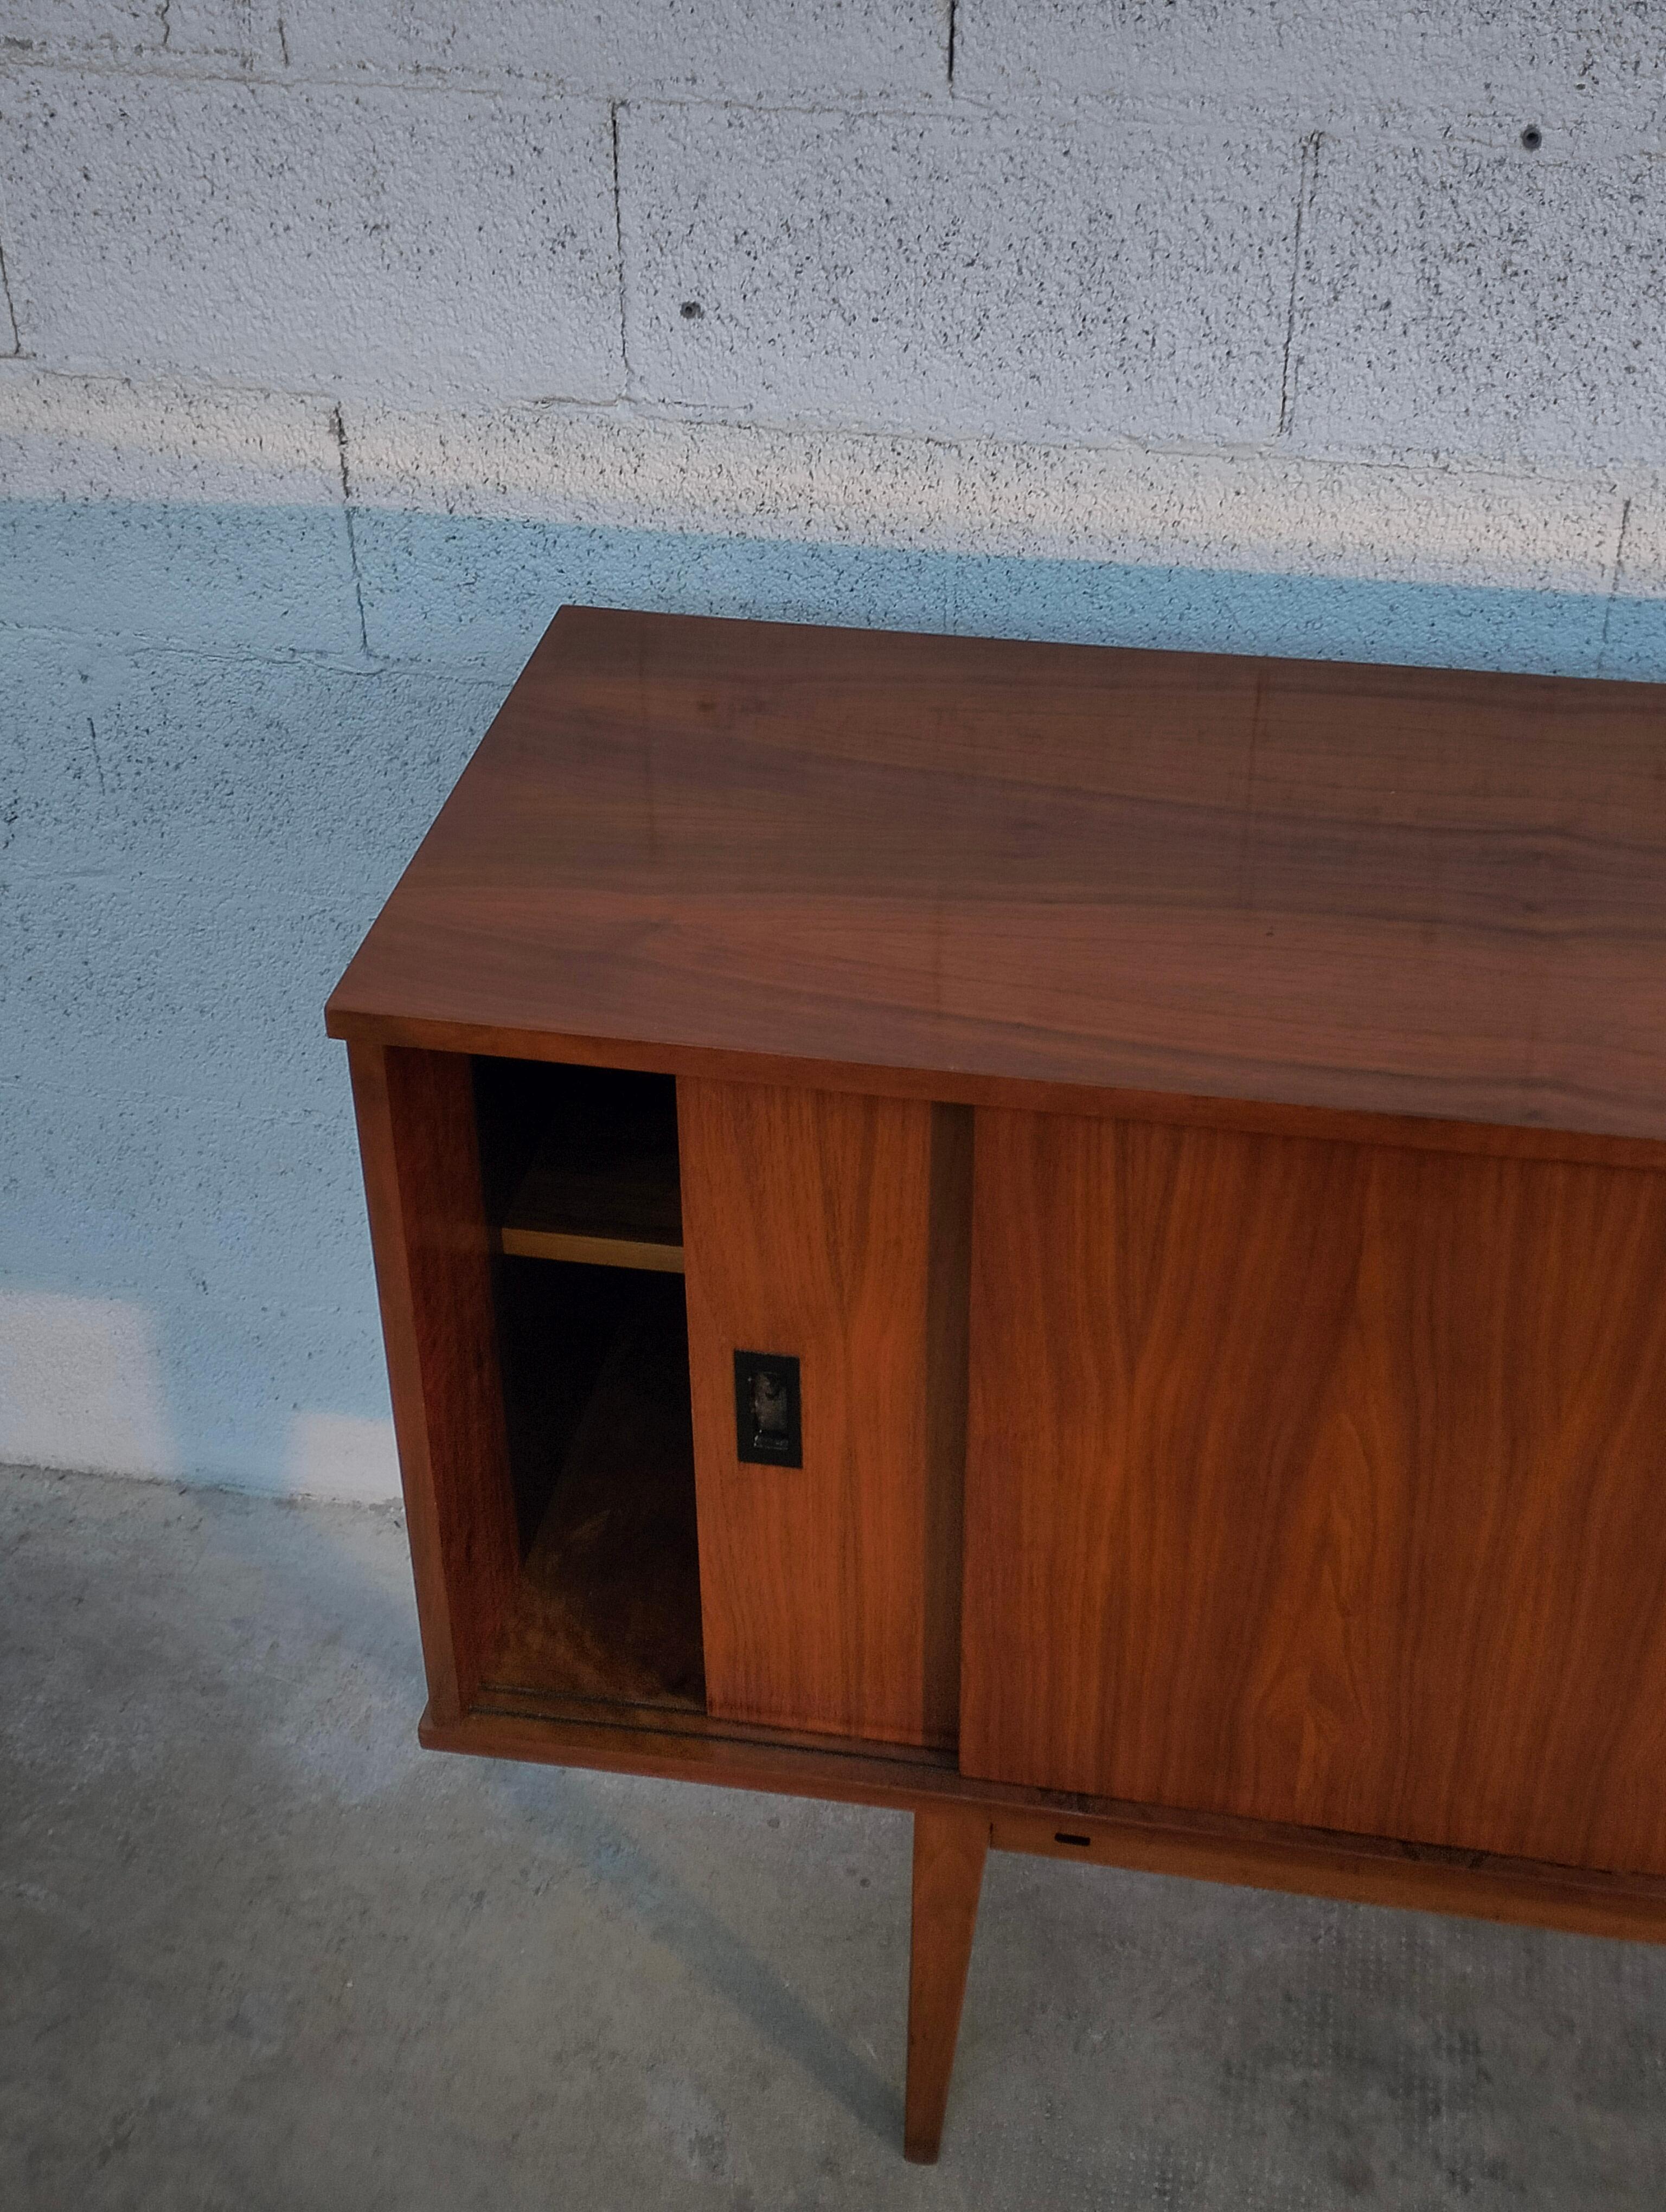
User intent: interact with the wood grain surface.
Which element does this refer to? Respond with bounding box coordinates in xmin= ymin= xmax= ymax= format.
xmin=328 ymin=606 xmax=1666 ymax=1142
xmin=905 ymin=1808 xmax=989 ymax=2163
xmin=329 ymin=1014 xmax=1666 ymax=1172
xmin=960 ymin=1109 xmax=1666 ymax=1874
xmin=347 ymin=1043 xmax=521 ymax=1721
xmin=680 ymin=1079 xmax=971 ymax=1746
xmin=496 ymin=1226 xmax=684 ymax=1272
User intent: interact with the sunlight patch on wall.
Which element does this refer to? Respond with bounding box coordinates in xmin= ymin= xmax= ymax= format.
xmin=0 ymin=1290 xmax=176 ymax=1477
xmin=284 ymin=1410 xmax=401 ymax=1504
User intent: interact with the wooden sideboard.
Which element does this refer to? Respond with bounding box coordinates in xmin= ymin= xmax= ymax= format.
xmin=326 ymin=606 xmax=1666 ymax=2162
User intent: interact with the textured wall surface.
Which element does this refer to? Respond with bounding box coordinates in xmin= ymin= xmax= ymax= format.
xmin=2 ymin=2 xmax=1664 ymax=1495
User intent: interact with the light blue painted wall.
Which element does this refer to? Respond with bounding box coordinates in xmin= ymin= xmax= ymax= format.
xmin=5 ymin=492 xmax=1663 ymax=1490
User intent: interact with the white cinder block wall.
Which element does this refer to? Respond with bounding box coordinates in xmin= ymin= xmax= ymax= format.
xmin=2 ymin=4 xmax=1663 ymax=1496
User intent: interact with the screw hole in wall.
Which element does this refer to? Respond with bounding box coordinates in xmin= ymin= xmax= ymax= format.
xmin=1520 ymin=125 xmax=1542 ymax=150
xmin=680 ymin=300 xmax=704 ymax=319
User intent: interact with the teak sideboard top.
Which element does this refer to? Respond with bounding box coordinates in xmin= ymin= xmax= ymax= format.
xmin=326 ymin=605 xmax=1666 ymax=1151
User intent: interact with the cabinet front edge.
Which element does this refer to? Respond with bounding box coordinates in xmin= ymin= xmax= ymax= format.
xmin=324 ymin=1011 xmax=1666 ymax=1171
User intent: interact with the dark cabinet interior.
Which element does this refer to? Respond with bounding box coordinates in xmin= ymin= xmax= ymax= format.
xmin=472 ymin=1059 xmax=703 ymax=1715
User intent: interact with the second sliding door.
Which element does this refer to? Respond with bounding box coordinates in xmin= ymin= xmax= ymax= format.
xmin=959 ymin=1106 xmax=1666 ymax=1877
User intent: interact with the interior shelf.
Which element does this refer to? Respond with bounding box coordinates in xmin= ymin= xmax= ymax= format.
xmin=498 ymin=1222 xmax=683 ymax=1271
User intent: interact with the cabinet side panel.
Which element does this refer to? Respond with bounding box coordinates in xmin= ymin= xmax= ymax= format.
xmin=347 ymin=1043 xmax=520 ymax=1720
xmin=680 ymin=1080 xmax=967 ymax=1746
xmin=960 ymin=1108 xmax=1666 ymax=1876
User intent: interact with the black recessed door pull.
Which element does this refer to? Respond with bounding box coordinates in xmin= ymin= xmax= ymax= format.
xmin=733 ymin=1351 xmax=802 ymax=1467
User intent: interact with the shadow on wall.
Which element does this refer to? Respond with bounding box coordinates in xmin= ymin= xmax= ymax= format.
xmin=4 ymin=497 xmax=1664 ymax=1500
xmin=3 ymin=497 xmax=1663 ymax=681
xmin=351 ymin=506 xmax=1664 ymax=684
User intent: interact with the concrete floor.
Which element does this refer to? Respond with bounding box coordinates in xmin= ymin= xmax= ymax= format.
xmin=4 ymin=1467 xmax=1666 ymax=2211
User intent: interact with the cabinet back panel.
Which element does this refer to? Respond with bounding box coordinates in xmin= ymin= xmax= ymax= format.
xmin=680 ymin=1080 xmax=969 ymax=1747
xmin=961 ymin=1109 xmax=1666 ymax=1875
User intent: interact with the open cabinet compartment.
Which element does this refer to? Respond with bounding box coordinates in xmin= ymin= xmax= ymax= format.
xmin=471 ymin=1057 xmax=706 ymax=1716
xmin=356 ymin=1039 xmax=966 ymax=1766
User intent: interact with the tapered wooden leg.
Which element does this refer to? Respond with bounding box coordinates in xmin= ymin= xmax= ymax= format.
xmin=904 ymin=1806 xmax=989 ymax=2163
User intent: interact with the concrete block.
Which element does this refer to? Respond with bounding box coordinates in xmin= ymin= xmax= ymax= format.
xmin=343 ymin=396 xmax=1623 ymax=599
xmin=939 ymin=441 xmax=1624 ymax=591
xmin=1292 ymin=138 xmax=1666 ymax=468
xmin=957 ymin=1 xmax=1319 ymax=108
xmin=620 ymin=105 xmax=1298 ymax=442
xmin=0 ymin=634 xmax=501 ymax=894
xmin=158 ymin=0 xmax=286 ymax=70
xmin=0 ymin=368 xmax=343 ymax=506
xmin=950 ymin=552 xmax=1618 ymax=680
xmin=1611 ymin=482 xmax=1666 ymax=600
xmin=353 ymin=510 xmax=954 ymax=679
xmin=956 ymin=3 xmax=1666 ymax=147
xmin=0 ymin=2 xmax=164 ymax=64
xmin=0 ymin=1 xmax=281 ymax=69
xmin=0 ymin=1086 xmax=360 ymax=1316
xmin=1601 ymin=480 xmax=1666 ymax=680
xmin=340 ymin=395 xmax=1630 ymax=677
xmin=277 ymin=0 xmax=947 ymax=100
xmin=2 ymin=877 xmax=374 ymax=1117
xmin=0 ymin=370 xmax=363 ymax=654
xmin=0 ymin=72 xmax=622 ymax=405
xmin=0 ymin=497 xmax=366 ymax=657
xmin=347 ymin=397 xmax=963 ymax=549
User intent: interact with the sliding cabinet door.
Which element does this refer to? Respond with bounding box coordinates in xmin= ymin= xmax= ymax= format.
xmin=960 ymin=1107 xmax=1666 ymax=1875
xmin=680 ymin=1081 xmax=970 ymax=1748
